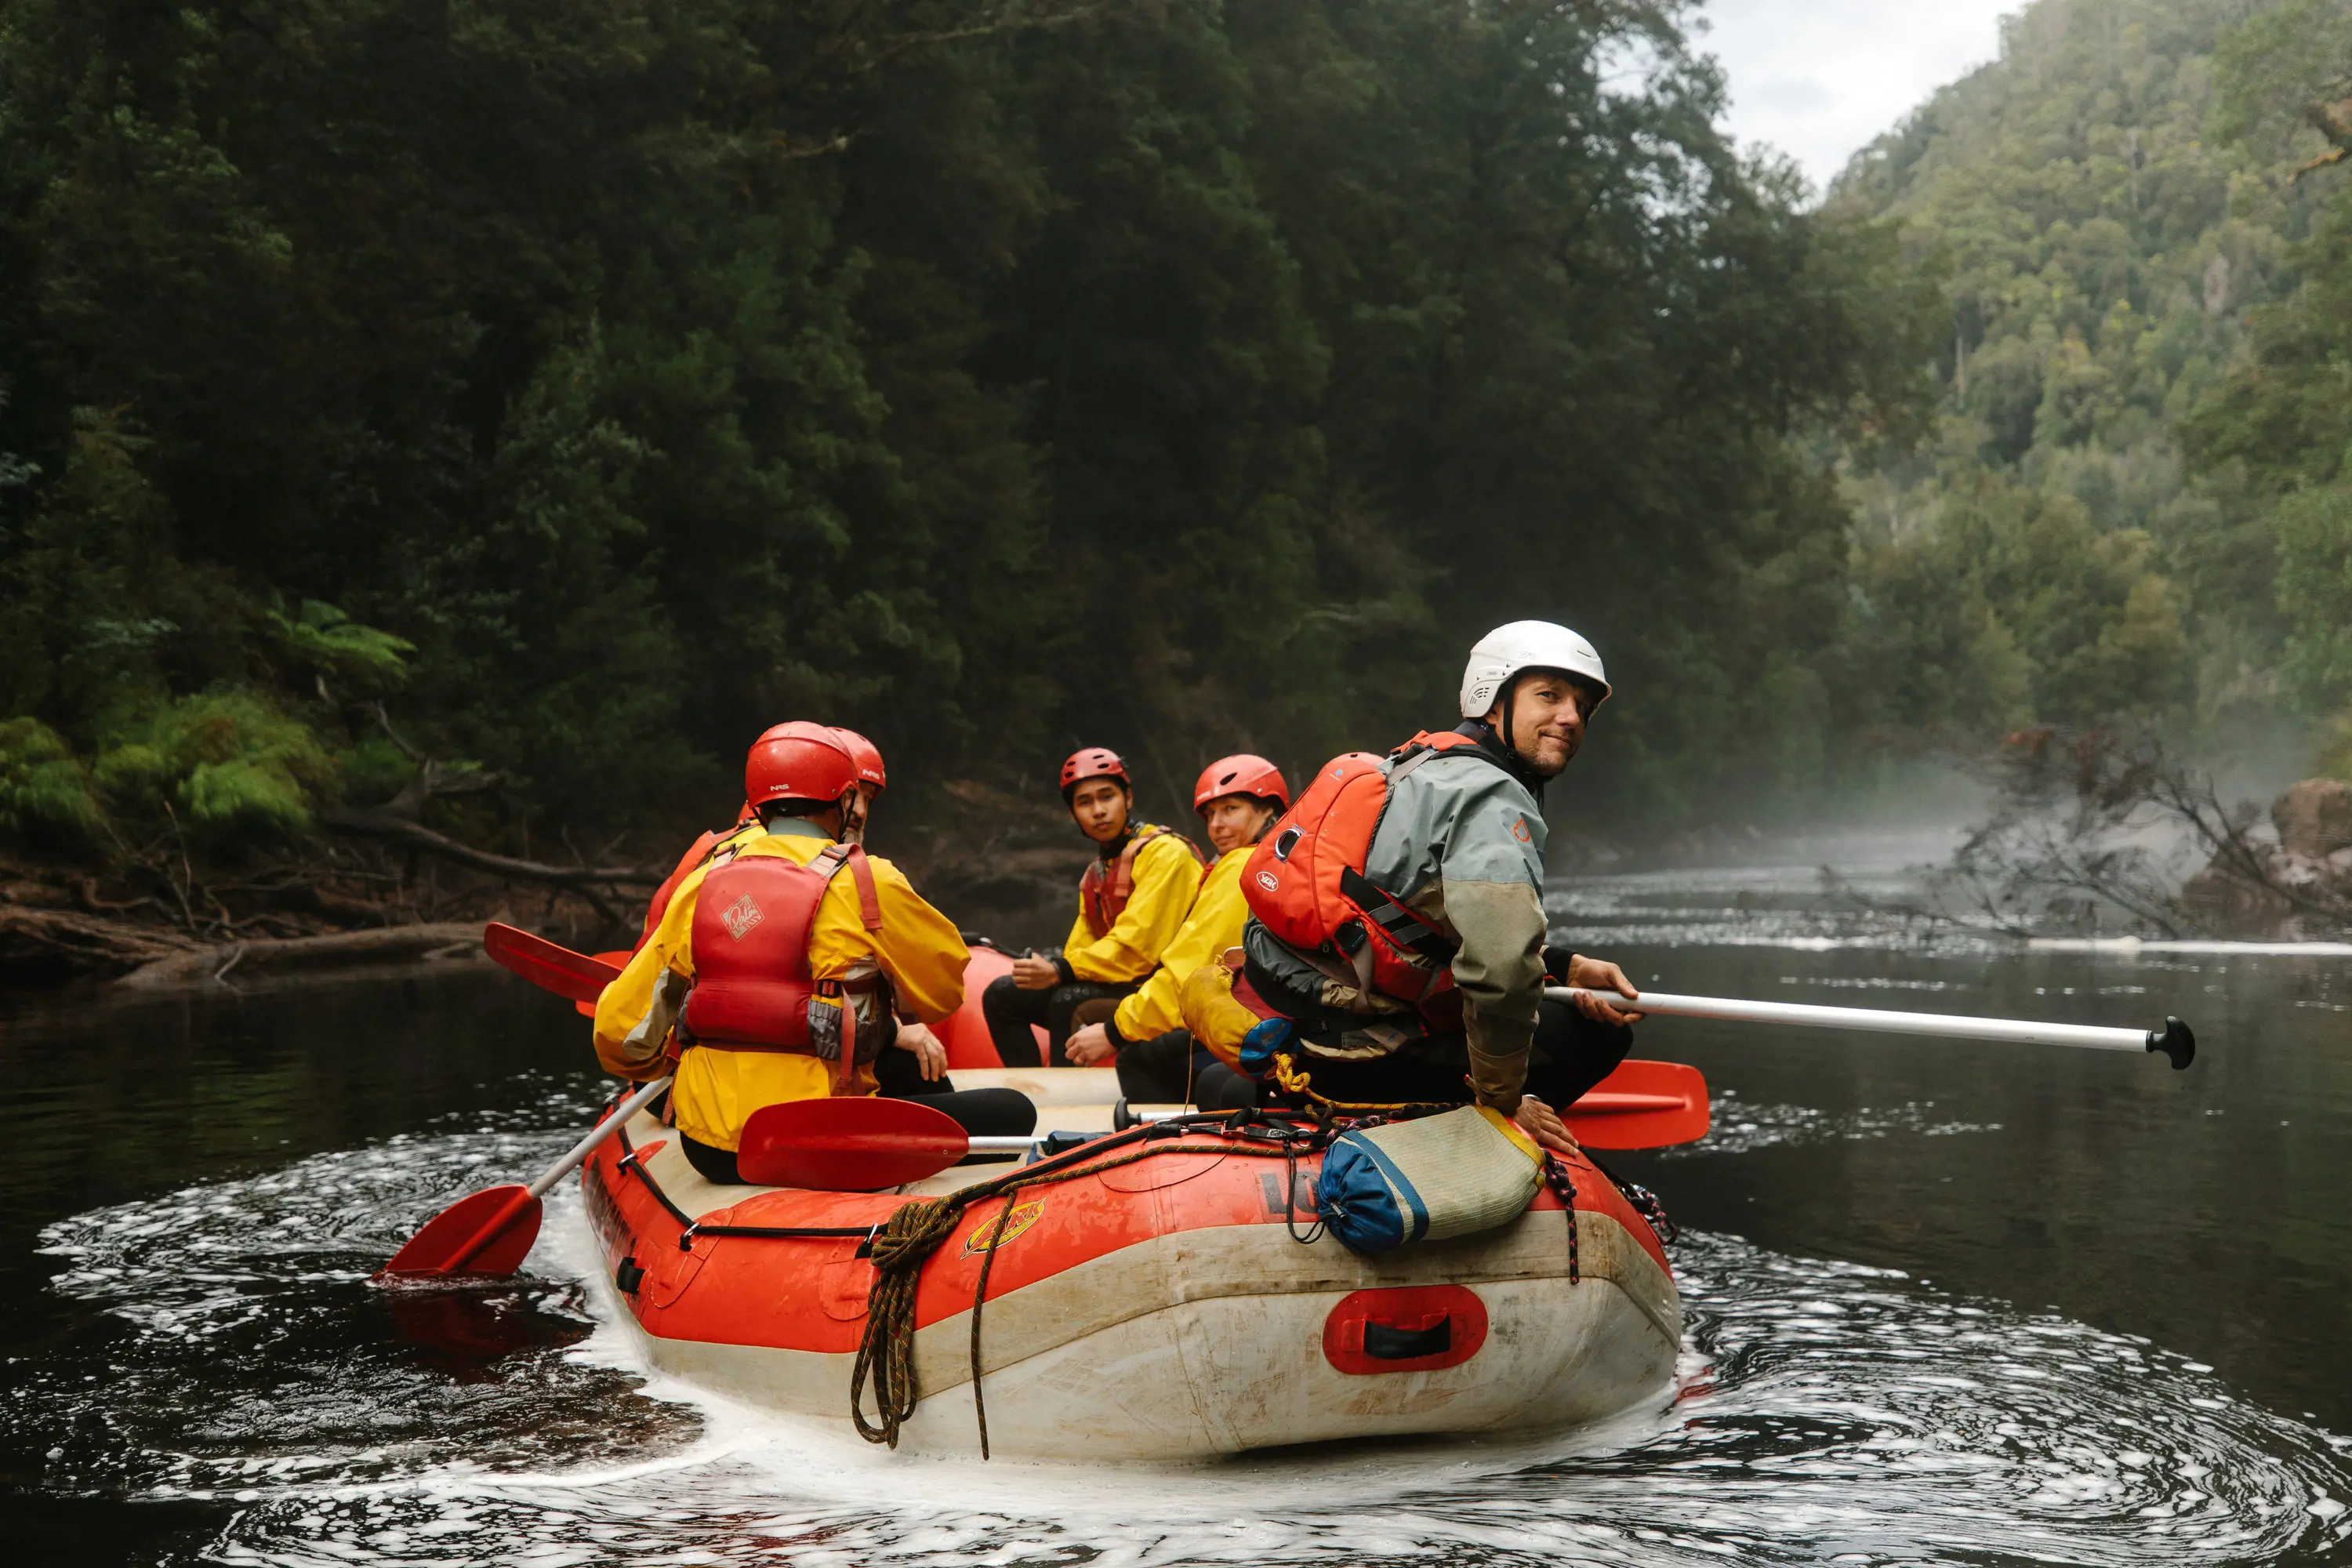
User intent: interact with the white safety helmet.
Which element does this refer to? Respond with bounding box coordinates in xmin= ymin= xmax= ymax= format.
xmin=1458 ymin=620 xmax=1611 ymax=718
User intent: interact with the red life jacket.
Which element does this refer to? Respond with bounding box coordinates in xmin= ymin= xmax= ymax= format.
xmin=1240 ymin=731 xmax=1492 ymax=1017
xmin=1079 ymin=824 xmax=1209 ymax=931
xmin=677 ymin=841 xmax=884 ymax=1091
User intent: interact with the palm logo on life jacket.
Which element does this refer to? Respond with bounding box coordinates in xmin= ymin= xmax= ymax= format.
xmin=1080 ymin=824 xmax=1210 ymax=931
xmin=678 ymin=842 xmax=886 ymax=1091
xmin=1241 ymin=731 xmax=1494 ymax=1019
xmin=719 ymin=894 xmax=764 ymax=940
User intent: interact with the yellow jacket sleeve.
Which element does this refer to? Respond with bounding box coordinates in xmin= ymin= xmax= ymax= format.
xmin=807 ymin=851 xmax=970 ymax=1023
xmin=1113 ymin=845 xmax=1252 ymax=1040
xmin=1065 ymin=829 xmax=1205 ymax=984
xmin=593 ymin=857 xmax=710 ymax=1080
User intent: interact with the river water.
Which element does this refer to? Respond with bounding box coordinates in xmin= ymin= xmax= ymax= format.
xmin=4 ymin=833 xmax=2350 ymax=1566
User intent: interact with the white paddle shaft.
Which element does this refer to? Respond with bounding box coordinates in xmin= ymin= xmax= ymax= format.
xmin=968 ymin=1135 xmax=1046 ymax=1153
xmin=528 ymin=1076 xmax=673 ymax=1200
xmin=1549 ymin=987 xmax=2167 ymax=1056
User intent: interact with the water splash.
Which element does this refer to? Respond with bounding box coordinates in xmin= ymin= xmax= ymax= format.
xmin=10 ymin=1120 xmax=2348 ymax=1566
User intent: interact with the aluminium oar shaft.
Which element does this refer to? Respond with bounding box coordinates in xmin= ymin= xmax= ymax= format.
xmin=527 ymin=1076 xmax=673 ymax=1200
xmin=1548 ymin=988 xmax=2194 ymax=1068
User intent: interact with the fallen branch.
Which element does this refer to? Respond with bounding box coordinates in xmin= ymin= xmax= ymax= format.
xmin=319 ymin=808 xmax=660 ymax=887
xmin=114 ymin=920 xmax=489 ymax=991
xmin=0 ymin=906 xmax=204 ymax=975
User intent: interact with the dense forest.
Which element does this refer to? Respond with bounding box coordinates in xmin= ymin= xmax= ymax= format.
xmin=1 ymin=0 xmax=2350 ymax=960
xmin=1830 ymin=0 xmax=2352 ymax=773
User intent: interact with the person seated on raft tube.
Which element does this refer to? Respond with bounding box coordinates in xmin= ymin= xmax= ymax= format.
xmin=631 ymin=727 xmax=958 ymax=1094
xmin=982 ymin=747 xmax=1209 ymax=1067
xmin=595 ymin=722 xmax=1033 ymax=1185
xmin=1240 ymin=621 xmax=1642 ymax=1158
xmin=1063 ymin=754 xmax=1290 ymax=1111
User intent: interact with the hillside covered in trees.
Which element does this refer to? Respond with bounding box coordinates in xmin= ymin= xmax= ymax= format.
xmin=2 ymin=0 xmax=2350 ymax=967
xmin=1828 ymin=0 xmax=2352 ymax=773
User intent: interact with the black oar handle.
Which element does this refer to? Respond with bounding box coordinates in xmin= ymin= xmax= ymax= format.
xmin=2146 ymin=1016 xmax=2195 ymax=1070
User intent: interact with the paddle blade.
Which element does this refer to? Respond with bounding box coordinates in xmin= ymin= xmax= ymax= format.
xmin=575 ymin=950 xmax=634 ymax=1017
xmin=736 ymin=1096 xmax=969 ymax=1191
xmin=383 ymin=1184 xmax=543 ymax=1277
xmin=1566 ymin=1059 xmax=1709 ymax=1149
xmin=483 ymin=922 xmax=622 ymax=1005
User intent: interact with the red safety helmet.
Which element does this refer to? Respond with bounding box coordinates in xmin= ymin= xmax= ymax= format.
xmin=745 ymin=721 xmax=858 ymax=811
xmin=1192 ymin=753 xmax=1290 ymax=816
xmin=832 ymin=728 xmax=887 ymax=793
xmin=1060 ymin=747 xmax=1131 ymax=800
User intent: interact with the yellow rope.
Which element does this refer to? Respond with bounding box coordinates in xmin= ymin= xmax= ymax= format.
xmin=1269 ymin=1051 xmax=1454 ymax=1114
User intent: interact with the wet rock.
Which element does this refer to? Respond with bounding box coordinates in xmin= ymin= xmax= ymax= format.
xmin=2272 ymin=778 xmax=2352 ymax=858
xmin=2177 ymin=858 xmax=2295 ymax=923
xmin=2176 ymin=778 xmax=2352 ymax=932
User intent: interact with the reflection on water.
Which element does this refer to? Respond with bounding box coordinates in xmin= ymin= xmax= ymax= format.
xmin=5 ymin=832 xmax=2352 ymax=1564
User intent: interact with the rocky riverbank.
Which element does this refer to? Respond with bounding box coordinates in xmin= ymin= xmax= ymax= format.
xmin=2180 ymin=779 xmax=2352 ymax=934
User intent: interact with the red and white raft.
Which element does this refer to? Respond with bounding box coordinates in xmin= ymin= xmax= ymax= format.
xmin=579 ymin=1069 xmax=1683 ymax=1461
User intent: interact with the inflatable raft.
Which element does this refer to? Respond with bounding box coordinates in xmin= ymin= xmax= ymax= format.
xmin=579 ymin=1069 xmax=1681 ymax=1461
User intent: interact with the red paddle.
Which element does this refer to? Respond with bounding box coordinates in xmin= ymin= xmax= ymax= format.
xmin=575 ymin=950 xmax=634 ymax=1018
xmin=381 ymin=1075 xmax=673 ymax=1278
xmin=1563 ymin=1059 xmax=1709 ymax=1149
xmin=736 ymin=1096 xmax=993 ymax=1191
xmin=482 ymin=921 xmax=622 ymax=1004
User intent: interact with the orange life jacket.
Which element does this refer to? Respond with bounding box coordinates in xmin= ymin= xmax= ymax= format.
xmin=1079 ymin=824 xmax=1209 ymax=931
xmin=1240 ymin=731 xmax=1491 ymax=1017
xmin=639 ymin=802 xmax=759 ymax=946
xmin=677 ymin=842 xmax=884 ymax=1091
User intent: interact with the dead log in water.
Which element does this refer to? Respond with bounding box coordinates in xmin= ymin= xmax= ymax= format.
xmin=113 ymin=921 xmax=490 ymax=991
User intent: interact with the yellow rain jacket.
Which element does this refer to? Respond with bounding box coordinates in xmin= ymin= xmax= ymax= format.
xmin=593 ymin=820 xmax=967 ymax=1152
xmin=1062 ymin=824 xmax=1206 ymax=984
xmin=1111 ymin=843 xmax=1253 ymax=1042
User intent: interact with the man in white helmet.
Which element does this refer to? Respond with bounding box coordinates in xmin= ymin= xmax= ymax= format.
xmin=1236 ymin=620 xmax=1640 ymax=1155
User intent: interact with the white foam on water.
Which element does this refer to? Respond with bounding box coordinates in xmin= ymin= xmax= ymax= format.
xmin=2027 ymin=938 xmax=2352 ymax=958
xmin=14 ymin=1115 xmax=2351 ymax=1566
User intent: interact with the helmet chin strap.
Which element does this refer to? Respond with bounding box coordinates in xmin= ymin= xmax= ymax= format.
xmin=1462 ymin=677 xmax=1548 ymax=800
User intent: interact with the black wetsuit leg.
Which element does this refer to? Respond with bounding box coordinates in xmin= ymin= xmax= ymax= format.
xmin=1195 ymin=1062 xmax=1259 ymax=1111
xmin=680 ymin=1134 xmax=743 ymax=1185
xmin=915 ymin=1087 xmax=1036 ymax=1140
xmin=1266 ymin=999 xmax=1631 ymax=1110
xmin=1044 ymin=982 xmax=1131 ymax=1065
xmin=1115 ymin=1028 xmax=1198 ymax=1103
xmin=982 ymin=974 xmax=1051 ymax=1066
xmin=1523 ymin=998 xmax=1636 ymax=1109
xmin=872 ymin=1044 xmax=954 ymax=1098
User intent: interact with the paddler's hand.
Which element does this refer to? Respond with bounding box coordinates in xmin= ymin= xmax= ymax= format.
xmin=1011 ymin=954 xmax=1061 ymax=990
xmin=1064 ymin=1022 xmax=1114 ymax=1066
xmin=893 ymin=1022 xmax=948 ymax=1081
xmin=1512 ymin=1094 xmax=1579 ymax=1158
xmin=1564 ymin=955 xmax=1642 ymax=1025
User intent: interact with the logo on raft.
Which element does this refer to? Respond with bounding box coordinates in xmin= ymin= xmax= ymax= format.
xmin=962 ymin=1199 xmax=1046 ymax=1258
xmin=720 ymin=895 xmax=764 ymax=940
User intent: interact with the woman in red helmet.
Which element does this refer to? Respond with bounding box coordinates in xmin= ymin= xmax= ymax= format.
xmin=595 ymin=723 xmax=1032 ymax=1184
xmin=1063 ymin=755 xmax=1289 ymax=1109
xmin=981 ymin=747 xmax=1208 ymax=1066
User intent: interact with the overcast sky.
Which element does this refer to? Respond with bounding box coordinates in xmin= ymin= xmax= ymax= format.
xmin=1696 ymin=0 xmax=2024 ymax=194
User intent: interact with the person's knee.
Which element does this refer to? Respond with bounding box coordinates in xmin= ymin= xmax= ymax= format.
xmin=982 ymin=973 xmax=1022 ymax=1019
xmin=1198 ymin=1063 xmax=1257 ymax=1112
xmin=955 ymin=1087 xmax=1036 ymax=1138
